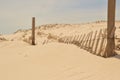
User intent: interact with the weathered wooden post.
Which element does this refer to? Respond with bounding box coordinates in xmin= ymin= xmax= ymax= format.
xmin=32 ymin=17 xmax=35 ymax=45
xmin=105 ymin=0 xmax=116 ymax=57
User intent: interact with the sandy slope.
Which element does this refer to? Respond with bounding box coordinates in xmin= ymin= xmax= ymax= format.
xmin=0 ymin=21 xmax=120 ymax=80
xmin=0 ymin=41 xmax=120 ymax=80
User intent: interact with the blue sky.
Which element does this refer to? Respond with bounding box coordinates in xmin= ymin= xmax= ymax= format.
xmin=0 ymin=0 xmax=120 ymax=34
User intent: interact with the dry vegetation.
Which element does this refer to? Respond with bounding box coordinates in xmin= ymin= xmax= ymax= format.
xmin=2 ymin=21 xmax=120 ymax=50
xmin=0 ymin=36 xmax=7 ymax=41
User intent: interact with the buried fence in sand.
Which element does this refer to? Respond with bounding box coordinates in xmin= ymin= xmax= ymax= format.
xmin=30 ymin=0 xmax=116 ymax=58
xmin=58 ymin=28 xmax=114 ymax=58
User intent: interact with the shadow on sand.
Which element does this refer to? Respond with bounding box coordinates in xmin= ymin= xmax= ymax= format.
xmin=113 ymin=51 xmax=120 ymax=59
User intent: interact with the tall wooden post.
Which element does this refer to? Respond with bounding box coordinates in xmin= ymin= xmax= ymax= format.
xmin=105 ymin=0 xmax=116 ymax=57
xmin=32 ymin=17 xmax=35 ymax=45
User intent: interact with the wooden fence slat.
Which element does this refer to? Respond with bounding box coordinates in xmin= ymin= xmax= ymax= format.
xmin=86 ymin=32 xmax=92 ymax=50
xmin=80 ymin=34 xmax=86 ymax=48
xmin=98 ymin=29 xmax=107 ymax=56
xmin=90 ymin=31 xmax=97 ymax=53
xmin=81 ymin=33 xmax=88 ymax=48
xmin=84 ymin=32 xmax=91 ymax=49
xmin=72 ymin=35 xmax=77 ymax=44
xmin=79 ymin=34 xmax=83 ymax=42
xmin=102 ymin=35 xmax=107 ymax=56
xmin=81 ymin=34 xmax=88 ymax=48
xmin=78 ymin=34 xmax=83 ymax=46
xmin=94 ymin=29 xmax=102 ymax=54
xmin=88 ymin=31 xmax=93 ymax=51
xmin=74 ymin=35 xmax=80 ymax=45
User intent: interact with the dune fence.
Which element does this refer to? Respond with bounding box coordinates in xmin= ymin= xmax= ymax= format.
xmin=58 ymin=28 xmax=110 ymax=57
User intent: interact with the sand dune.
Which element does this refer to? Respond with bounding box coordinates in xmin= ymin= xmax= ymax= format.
xmin=0 ymin=21 xmax=120 ymax=80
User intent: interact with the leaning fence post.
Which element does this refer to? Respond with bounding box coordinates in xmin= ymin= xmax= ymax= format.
xmin=105 ymin=0 xmax=116 ymax=57
xmin=32 ymin=17 xmax=35 ymax=45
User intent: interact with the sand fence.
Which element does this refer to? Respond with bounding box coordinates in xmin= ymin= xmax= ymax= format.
xmin=58 ymin=28 xmax=109 ymax=57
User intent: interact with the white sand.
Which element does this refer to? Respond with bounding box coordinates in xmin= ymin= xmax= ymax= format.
xmin=0 ymin=21 xmax=120 ymax=80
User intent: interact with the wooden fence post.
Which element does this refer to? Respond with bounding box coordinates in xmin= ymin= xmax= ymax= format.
xmin=105 ymin=0 xmax=116 ymax=57
xmin=32 ymin=17 xmax=35 ymax=45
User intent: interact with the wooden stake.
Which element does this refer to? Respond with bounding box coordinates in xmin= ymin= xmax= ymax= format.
xmin=105 ymin=0 xmax=116 ymax=57
xmin=32 ymin=17 xmax=35 ymax=45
